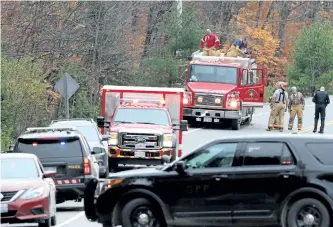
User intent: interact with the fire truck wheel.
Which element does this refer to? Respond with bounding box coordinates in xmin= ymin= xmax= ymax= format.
xmin=108 ymin=160 xmax=118 ymax=173
xmin=231 ymin=119 xmax=240 ymax=130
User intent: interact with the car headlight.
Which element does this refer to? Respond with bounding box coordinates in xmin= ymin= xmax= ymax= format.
xmin=229 ymin=100 xmax=238 ymax=108
xmin=163 ymin=134 xmax=173 ymax=148
xmin=215 ymin=98 xmax=221 ymax=104
xmin=108 ymin=133 xmax=118 ymax=145
xmin=21 ymin=187 xmax=44 ymax=200
xmin=183 ymin=97 xmax=188 ymax=104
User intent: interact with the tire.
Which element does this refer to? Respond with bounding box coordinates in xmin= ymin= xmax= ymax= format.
xmin=39 ymin=218 xmax=51 ymax=227
xmin=244 ymin=109 xmax=253 ymax=126
xmin=108 ymin=159 xmax=118 ymax=173
xmin=231 ymin=118 xmax=240 ymax=130
xmin=101 ymin=167 xmax=109 ymax=178
xmin=51 ymin=216 xmax=56 ymax=226
xmin=287 ymin=198 xmax=330 ymax=227
xmin=121 ymin=198 xmax=166 ymax=227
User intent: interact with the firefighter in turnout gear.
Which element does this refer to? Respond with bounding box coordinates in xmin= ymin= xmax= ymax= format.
xmin=268 ymin=81 xmax=282 ymax=130
xmin=312 ymin=86 xmax=330 ymax=133
xmin=288 ymin=86 xmax=305 ymax=131
xmin=266 ymin=82 xmax=288 ymax=132
xmin=200 ymin=29 xmax=220 ymax=56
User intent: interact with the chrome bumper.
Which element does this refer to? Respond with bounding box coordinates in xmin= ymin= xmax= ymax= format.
xmin=183 ymin=108 xmax=240 ymax=120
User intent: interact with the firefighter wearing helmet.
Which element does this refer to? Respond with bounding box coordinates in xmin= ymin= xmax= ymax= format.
xmin=266 ymin=82 xmax=289 ymax=132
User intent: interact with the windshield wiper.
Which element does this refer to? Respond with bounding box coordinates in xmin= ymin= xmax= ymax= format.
xmin=114 ymin=121 xmax=136 ymax=124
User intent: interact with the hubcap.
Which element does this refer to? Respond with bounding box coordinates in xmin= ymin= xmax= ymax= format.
xmin=138 ymin=213 xmax=149 ymax=225
xmin=296 ymin=206 xmax=321 ymax=227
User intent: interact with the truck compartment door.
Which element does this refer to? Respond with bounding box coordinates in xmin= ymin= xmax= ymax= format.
xmin=239 ymin=68 xmax=265 ymax=108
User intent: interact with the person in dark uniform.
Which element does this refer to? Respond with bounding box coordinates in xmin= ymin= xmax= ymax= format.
xmin=312 ymin=86 xmax=330 ymax=133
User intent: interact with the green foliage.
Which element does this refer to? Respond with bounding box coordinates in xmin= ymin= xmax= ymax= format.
xmin=142 ymin=6 xmax=204 ymax=87
xmin=264 ymin=86 xmax=274 ymax=102
xmin=288 ymin=21 xmax=333 ymax=93
xmin=1 ymin=57 xmax=50 ymax=150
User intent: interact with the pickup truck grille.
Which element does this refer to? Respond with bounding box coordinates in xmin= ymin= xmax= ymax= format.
xmin=119 ymin=133 xmax=161 ymax=149
xmin=194 ymin=93 xmax=224 ymax=107
xmin=0 ymin=191 xmax=18 ymax=202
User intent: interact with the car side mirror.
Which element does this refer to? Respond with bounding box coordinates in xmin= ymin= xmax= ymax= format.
xmin=97 ymin=116 xmax=110 ymax=128
xmin=43 ymin=171 xmax=56 ymax=178
xmin=101 ymin=135 xmax=109 ymax=141
xmin=180 ymin=120 xmax=188 ymax=131
xmin=91 ymin=151 xmax=96 ymax=155
xmin=175 ymin=161 xmax=186 ymax=175
xmin=161 ymin=155 xmax=171 ymax=165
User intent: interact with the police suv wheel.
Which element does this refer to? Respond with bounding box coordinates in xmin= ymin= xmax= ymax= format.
xmin=287 ymin=198 xmax=330 ymax=227
xmin=121 ymin=198 xmax=166 ymax=227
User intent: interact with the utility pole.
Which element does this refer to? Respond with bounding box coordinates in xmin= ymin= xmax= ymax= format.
xmin=176 ymin=0 xmax=182 ymax=27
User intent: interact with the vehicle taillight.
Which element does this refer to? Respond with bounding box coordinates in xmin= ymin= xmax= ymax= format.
xmin=84 ymin=158 xmax=91 ymax=175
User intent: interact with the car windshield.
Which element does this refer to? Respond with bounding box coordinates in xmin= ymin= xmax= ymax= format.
xmin=16 ymin=138 xmax=83 ymax=158
xmin=75 ymin=126 xmax=99 ymax=141
xmin=189 ymin=65 xmax=237 ymax=84
xmin=113 ymin=108 xmax=170 ymax=126
xmin=1 ymin=158 xmax=39 ymax=179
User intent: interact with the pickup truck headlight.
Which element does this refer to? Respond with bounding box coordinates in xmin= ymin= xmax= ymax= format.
xmin=108 ymin=133 xmax=118 ymax=145
xmin=163 ymin=134 xmax=173 ymax=148
xmin=21 ymin=187 xmax=44 ymax=200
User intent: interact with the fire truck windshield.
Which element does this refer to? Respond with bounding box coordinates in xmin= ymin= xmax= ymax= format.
xmin=113 ymin=108 xmax=170 ymax=126
xmin=189 ymin=65 xmax=237 ymax=85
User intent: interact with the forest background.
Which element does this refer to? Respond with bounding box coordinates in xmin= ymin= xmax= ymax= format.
xmin=2 ymin=1 xmax=333 ymax=149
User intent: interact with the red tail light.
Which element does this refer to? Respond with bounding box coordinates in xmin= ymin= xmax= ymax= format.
xmin=84 ymin=158 xmax=91 ymax=175
xmin=178 ymin=149 xmax=182 ymax=157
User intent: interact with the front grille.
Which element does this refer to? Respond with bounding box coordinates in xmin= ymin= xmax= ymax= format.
xmin=120 ymin=133 xmax=161 ymax=149
xmin=194 ymin=93 xmax=224 ymax=107
xmin=0 ymin=191 xmax=18 ymax=202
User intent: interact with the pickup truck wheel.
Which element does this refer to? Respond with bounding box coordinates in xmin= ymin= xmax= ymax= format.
xmin=231 ymin=119 xmax=240 ymax=130
xmin=121 ymin=198 xmax=166 ymax=227
xmin=287 ymin=198 xmax=330 ymax=227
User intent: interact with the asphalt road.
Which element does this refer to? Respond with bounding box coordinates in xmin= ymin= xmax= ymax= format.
xmin=54 ymin=96 xmax=333 ymax=227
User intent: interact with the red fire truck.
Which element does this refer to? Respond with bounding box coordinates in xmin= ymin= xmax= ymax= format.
xmin=183 ymin=51 xmax=265 ymax=130
xmin=97 ymin=85 xmax=188 ymax=172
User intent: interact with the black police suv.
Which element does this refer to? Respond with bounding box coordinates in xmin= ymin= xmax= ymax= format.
xmin=13 ymin=127 xmax=99 ymax=204
xmin=84 ymin=134 xmax=333 ymax=227
xmin=49 ymin=119 xmax=109 ymax=178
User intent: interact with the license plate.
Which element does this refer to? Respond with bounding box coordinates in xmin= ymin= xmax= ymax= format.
xmin=135 ymin=143 xmax=146 ymax=149
xmin=134 ymin=151 xmax=146 ymax=158
xmin=203 ymin=117 xmax=212 ymax=122
xmin=44 ymin=167 xmax=57 ymax=172
xmin=0 ymin=203 xmax=8 ymax=213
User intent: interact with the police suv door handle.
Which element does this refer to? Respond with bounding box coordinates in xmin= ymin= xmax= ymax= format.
xmin=280 ymin=171 xmax=296 ymax=178
xmin=212 ymin=174 xmax=228 ymax=180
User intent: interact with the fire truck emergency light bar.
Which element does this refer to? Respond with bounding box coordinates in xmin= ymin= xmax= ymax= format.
xmin=192 ymin=55 xmax=253 ymax=68
xmin=120 ymin=98 xmax=166 ymax=105
xmin=26 ymin=127 xmax=77 ymax=133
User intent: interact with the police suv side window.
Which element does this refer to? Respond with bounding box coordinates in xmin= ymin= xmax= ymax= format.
xmin=306 ymin=143 xmax=333 ymax=165
xmin=243 ymin=142 xmax=295 ymax=166
xmin=185 ymin=143 xmax=239 ymax=169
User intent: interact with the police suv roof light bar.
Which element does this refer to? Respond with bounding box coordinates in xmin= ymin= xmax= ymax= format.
xmin=26 ymin=127 xmax=77 ymax=133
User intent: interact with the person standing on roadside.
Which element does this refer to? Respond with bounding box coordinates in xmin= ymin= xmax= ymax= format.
xmin=266 ymin=82 xmax=288 ymax=132
xmin=288 ymin=86 xmax=305 ymax=131
xmin=312 ymin=86 xmax=330 ymax=133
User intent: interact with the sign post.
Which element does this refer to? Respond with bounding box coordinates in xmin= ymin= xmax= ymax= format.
xmin=54 ymin=73 xmax=80 ymax=119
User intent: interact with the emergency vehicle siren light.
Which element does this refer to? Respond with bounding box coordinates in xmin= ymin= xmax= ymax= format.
xmin=26 ymin=127 xmax=77 ymax=133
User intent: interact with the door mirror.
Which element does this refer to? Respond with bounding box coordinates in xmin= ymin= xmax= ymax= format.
xmin=175 ymin=161 xmax=186 ymax=175
xmin=161 ymin=155 xmax=171 ymax=165
xmin=43 ymin=171 xmax=56 ymax=178
xmin=172 ymin=120 xmax=188 ymax=131
xmin=92 ymin=147 xmax=105 ymax=154
xmin=101 ymin=135 xmax=109 ymax=141
xmin=97 ymin=116 xmax=110 ymax=128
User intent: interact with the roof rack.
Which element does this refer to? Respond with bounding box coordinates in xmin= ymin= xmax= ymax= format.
xmin=50 ymin=118 xmax=94 ymax=124
xmin=26 ymin=127 xmax=77 ymax=133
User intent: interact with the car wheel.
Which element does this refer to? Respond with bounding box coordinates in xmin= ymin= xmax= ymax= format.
xmin=121 ymin=198 xmax=166 ymax=227
xmin=51 ymin=216 xmax=57 ymax=226
xmin=287 ymin=198 xmax=330 ymax=227
xmin=39 ymin=218 xmax=51 ymax=227
xmin=231 ymin=118 xmax=240 ymax=130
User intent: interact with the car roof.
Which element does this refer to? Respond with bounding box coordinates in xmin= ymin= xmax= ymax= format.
xmin=18 ymin=130 xmax=82 ymax=139
xmin=215 ymin=133 xmax=333 ymax=142
xmin=50 ymin=120 xmax=95 ymax=127
xmin=0 ymin=153 xmax=37 ymax=159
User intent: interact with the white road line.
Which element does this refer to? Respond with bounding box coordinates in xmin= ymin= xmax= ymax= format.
xmin=54 ymin=211 xmax=84 ymax=227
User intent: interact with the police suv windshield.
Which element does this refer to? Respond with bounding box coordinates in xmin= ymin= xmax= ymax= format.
xmin=189 ymin=65 xmax=237 ymax=85
xmin=113 ymin=108 xmax=170 ymax=126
